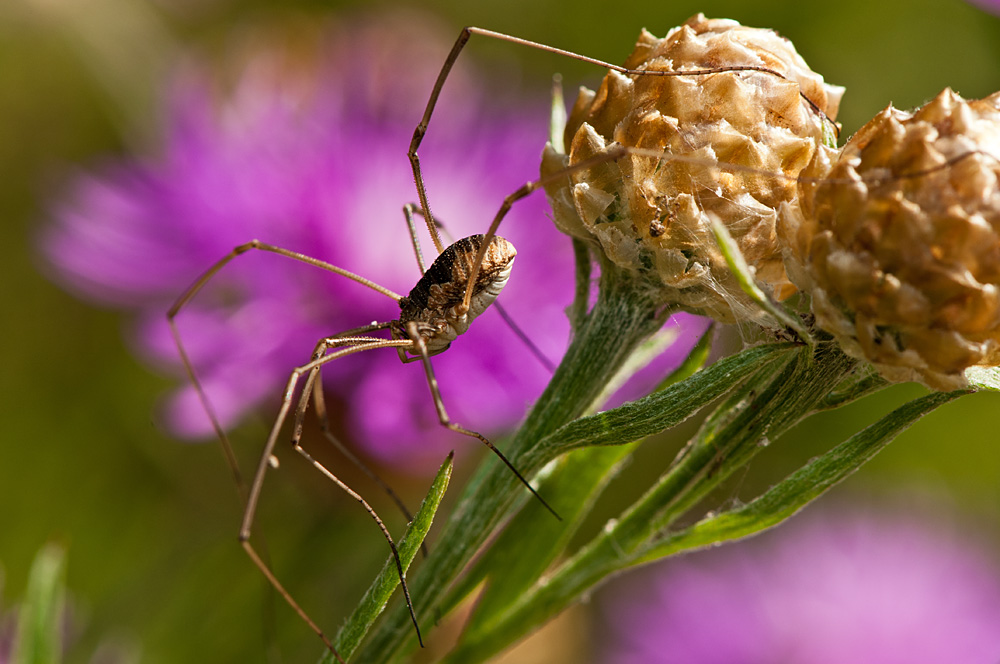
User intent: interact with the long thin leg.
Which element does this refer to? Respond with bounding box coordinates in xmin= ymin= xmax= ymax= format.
xmin=166 ymin=241 xmax=406 ymax=490
xmin=405 ymin=323 xmax=561 ymax=520
xmin=310 ymin=361 xmax=431 ymax=560
xmin=240 ymin=338 xmax=421 ymax=656
xmin=167 ymin=320 xmax=245 ymax=493
xmin=169 ymin=240 xmax=403 ymax=314
xmin=300 ymin=323 xmax=425 ymax=531
xmin=168 ymin=238 xmax=428 ymax=655
xmin=287 ymin=326 xmax=414 ymax=506
xmin=408 ymin=26 xmax=839 ymax=254
xmin=403 ymin=203 xmax=431 ymax=274
xmin=287 ymin=337 xmax=424 ymax=643
xmin=292 ymin=326 xmax=430 ymax=557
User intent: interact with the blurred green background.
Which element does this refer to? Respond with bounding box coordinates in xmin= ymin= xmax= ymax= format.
xmin=3 ymin=0 xmax=1000 ymax=662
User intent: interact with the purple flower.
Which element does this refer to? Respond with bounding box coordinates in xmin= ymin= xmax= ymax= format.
xmin=41 ymin=13 xmax=708 ymax=472
xmin=598 ymin=507 xmax=1000 ymax=663
xmin=965 ymin=0 xmax=1000 ymax=16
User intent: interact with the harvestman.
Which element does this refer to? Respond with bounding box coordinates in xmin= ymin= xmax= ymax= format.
xmin=167 ymin=25 xmax=841 ymax=660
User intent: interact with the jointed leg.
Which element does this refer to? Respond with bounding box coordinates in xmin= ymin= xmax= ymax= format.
xmin=291 ymin=326 xmax=431 ymax=559
xmin=293 ymin=336 xmax=425 ymax=643
xmin=403 ymin=203 xmax=432 ymax=274
xmin=300 ymin=324 xmax=425 ymax=530
xmin=167 ymin=241 xmax=407 ymax=493
xmin=405 ymin=323 xmax=561 ymax=520
xmin=168 ymin=241 xmax=403 ymax=316
xmin=239 ymin=337 xmax=423 ymax=655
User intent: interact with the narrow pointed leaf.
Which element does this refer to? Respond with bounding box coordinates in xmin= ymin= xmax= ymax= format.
xmin=709 ymin=215 xmax=809 ymax=342
xmin=458 ymin=444 xmax=635 ymax=638
xmin=634 ymin=389 xmax=967 ymax=564
xmin=816 ymin=369 xmax=888 ymax=410
xmin=456 ymin=323 xmax=715 ymax=635
xmin=13 ymin=543 xmax=66 ymax=664
xmin=445 ymin=382 xmax=964 ymax=664
xmin=536 ymin=341 xmax=794 ymax=458
xmin=323 ymin=453 xmax=453 ymax=663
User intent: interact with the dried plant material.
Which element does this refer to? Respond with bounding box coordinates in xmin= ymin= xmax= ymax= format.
xmin=780 ymin=88 xmax=1000 ymax=389
xmin=542 ymin=14 xmax=843 ymax=323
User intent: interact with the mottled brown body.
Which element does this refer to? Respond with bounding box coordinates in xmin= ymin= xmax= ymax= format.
xmin=396 ymin=234 xmax=516 ymax=356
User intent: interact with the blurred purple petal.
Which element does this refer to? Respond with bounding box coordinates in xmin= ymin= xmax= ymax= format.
xmin=598 ymin=508 xmax=1000 ymax=663
xmin=965 ymin=0 xmax=1000 ymax=16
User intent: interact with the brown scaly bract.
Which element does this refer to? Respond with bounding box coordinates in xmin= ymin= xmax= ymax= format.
xmin=780 ymin=89 xmax=1000 ymax=389
xmin=542 ymin=14 xmax=843 ymax=324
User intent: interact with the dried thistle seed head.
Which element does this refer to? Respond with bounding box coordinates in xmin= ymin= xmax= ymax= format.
xmin=779 ymin=88 xmax=1000 ymax=389
xmin=541 ymin=14 xmax=843 ymax=323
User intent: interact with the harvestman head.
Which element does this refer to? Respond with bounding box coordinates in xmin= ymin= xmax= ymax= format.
xmin=166 ymin=24 xmax=845 ymax=661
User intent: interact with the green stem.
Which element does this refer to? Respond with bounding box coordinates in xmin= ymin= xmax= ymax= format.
xmin=444 ymin=341 xmax=860 ymax=662
xmin=356 ymin=261 xmax=670 ymax=662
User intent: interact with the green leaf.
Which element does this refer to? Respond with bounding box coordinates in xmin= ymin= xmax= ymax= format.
xmin=454 ymin=319 xmax=716 ymax=637
xmin=653 ymin=323 xmax=714 ymax=393
xmin=323 ymin=453 xmax=453 ymax=663
xmin=635 ymin=388 xmax=967 ymax=563
xmin=13 ymin=543 xmax=66 ymax=664
xmin=536 ymin=341 xmax=795 ymax=458
xmin=708 ymin=215 xmax=810 ymax=342
xmin=816 ymin=368 xmax=888 ymax=411
xmin=598 ymin=346 xmax=810 ymax=557
xmin=457 ymin=444 xmax=635 ymax=639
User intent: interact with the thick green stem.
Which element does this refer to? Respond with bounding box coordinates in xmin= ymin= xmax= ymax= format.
xmin=356 ymin=261 xmax=670 ymax=662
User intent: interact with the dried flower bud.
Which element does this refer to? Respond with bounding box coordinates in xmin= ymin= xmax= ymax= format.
xmin=780 ymin=88 xmax=1000 ymax=389
xmin=542 ymin=14 xmax=843 ymax=323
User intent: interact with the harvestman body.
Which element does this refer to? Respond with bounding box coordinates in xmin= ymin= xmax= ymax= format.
xmin=397 ymin=234 xmax=515 ymax=357
xmin=168 ymin=23 xmax=844 ymax=662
